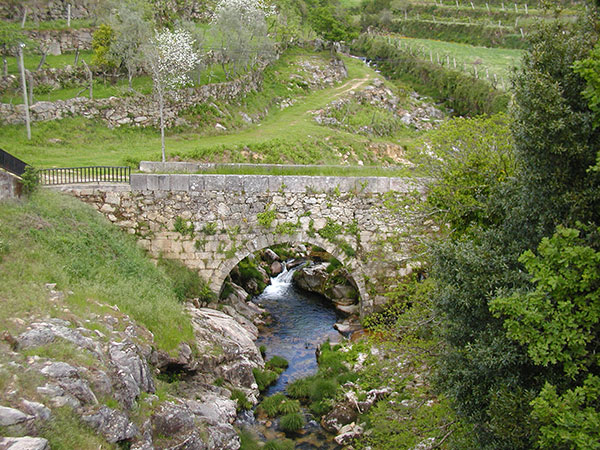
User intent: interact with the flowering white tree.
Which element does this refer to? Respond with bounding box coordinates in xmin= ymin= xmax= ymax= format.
xmin=211 ymin=0 xmax=276 ymax=77
xmin=145 ymin=28 xmax=200 ymax=162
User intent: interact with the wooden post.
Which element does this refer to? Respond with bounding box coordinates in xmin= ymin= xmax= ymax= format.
xmin=26 ymin=70 xmax=33 ymax=105
xmin=470 ymin=2 xmax=474 ymax=9
xmin=82 ymin=60 xmax=93 ymax=99
xmin=525 ymin=4 xmax=528 ymax=14
xmin=430 ymin=50 xmax=433 ymax=62
xmin=486 ymin=68 xmax=489 ymax=79
xmin=453 ymin=56 xmax=456 ymax=68
xmin=486 ymin=3 xmax=490 ymax=12
xmin=74 ymin=47 xmax=80 ymax=65
xmin=514 ymin=3 xmax=518 ymax=12
xmin=18 ymin=45 xmax=31 ymax=140
xmin=501 ymin=2 xmax=504 ymax=10
xmin=447 ymin=55 xmax=450 ymax=66
xmin=520 ymin=28 xmax=524 ymax=38
xmin=67 ymin=4 xmax=71 ymax=27
xmin=456 ymin=0 xmax=459 ymax=8
xmin=515 ymin=17 xmax=519 ymax=27
xmin=21 ymin=6 xmax=27 ymax=28
xmin=474 ymin=65 xmax=478 ymax=78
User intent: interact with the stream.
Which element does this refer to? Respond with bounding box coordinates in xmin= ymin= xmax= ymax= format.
xmin=236 ymin=265 xmax=344 ymax=449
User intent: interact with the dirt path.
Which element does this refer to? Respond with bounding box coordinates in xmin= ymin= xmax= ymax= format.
xmin=334 ymin=75 xmax=372 ymax=97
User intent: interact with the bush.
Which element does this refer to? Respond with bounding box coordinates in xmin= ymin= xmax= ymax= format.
xmin=279 ymin=412 xmax=305 ymax=432
xmin=258 ymin=393 xmax=301 ymax=418
xmin=20 ymin=166 xmax=39 ymax=196
xmin=309 ymin=400 xmax=332 ymax=416
xmin=231 ymin=389 xmax=252 ymax=412
xmin=286 ymin=377 xmax=312 ymax=399
xmin=266 ymin=356 xmax=289 ymax=372
xmin=309 ymin=378 xmax=338 ymax=402
xmin=252 ymin=368 xmax=279 ymax=392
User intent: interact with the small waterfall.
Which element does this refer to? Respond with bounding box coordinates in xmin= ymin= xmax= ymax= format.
xmin=264 ymin=262 xmax=305 ymax=293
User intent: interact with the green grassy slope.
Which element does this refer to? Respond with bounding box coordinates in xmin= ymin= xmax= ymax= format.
xmin=0 ymin=190 xmax=194 ymax=351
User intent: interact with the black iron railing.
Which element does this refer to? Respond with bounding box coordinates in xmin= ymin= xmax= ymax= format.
xmin=37 ymin=166 xmax=131 ymax=185
xmin=0 ymin=148 xmax=28 ymax=176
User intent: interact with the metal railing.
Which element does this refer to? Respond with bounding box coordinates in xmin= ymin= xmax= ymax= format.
xmin=0 ymin=148 xmax=28 ymax=177
xmin=38 ymin=166 xmax=131 ymax=185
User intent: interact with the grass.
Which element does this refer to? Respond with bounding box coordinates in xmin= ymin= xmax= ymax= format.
xmin=3 ymin=51 xmax=94 ymax=76
xmin=0 ymin=190 xmax=194 ymax=351
xmin=1 ymin=49 xmax=423 ymax=169
xmin=395 ymin=35 xmax=523 ymax=81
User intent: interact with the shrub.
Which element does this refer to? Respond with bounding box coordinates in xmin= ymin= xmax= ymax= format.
xmin=309 ymin=400 xmax=332 ymax=416
xmin=252 ymin=368 xmax=279 ymax=391
xmin=279 ymin=412 xmax=305 ymax=432
xmin=266 ymin=356 xmax=289 ymax=372
xmin=309 ymin=378 xmax=338 ymax=402
xmin=259 ymin=393 xmax=286 ymax=417
xmin=231 ymin=389 xmax=252 ymax=412
xmin=21 ymin=166 xmax=39 ymax=196
xmin=286 ymin=377 xmax=312 ymax=399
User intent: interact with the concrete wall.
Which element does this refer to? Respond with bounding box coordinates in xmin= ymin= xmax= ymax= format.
xmin=0 ymin=170 xmax=21 ymax=201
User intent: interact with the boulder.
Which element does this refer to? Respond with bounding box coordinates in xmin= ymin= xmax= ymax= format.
xmin=293 ymin=263 xmax=329 ymax=293
xmin=108 ymin=340 xmax=155 ymax=409
xmin=19 ymin=401 xmax=50 ymax=422
xmin=270 ymin=261 xmax=283 ymax=276
xmin=0 ymin=406 xmax=32 ymax=426
xmin=263 ymin=249 xmax=280 ymax=263
xmin=0 ymin=437 xmax=50 ymax=450
xmin=320 ymin=402 xmax=358 ymax=433
xmin=186 ymin=307 xmax=263 ymax=394
xmin=334 ymin=422 xmax=363 ymax=446
xmin=82 ymin=406 xmax=138 ymax=443
xmin=16 ymin=319 xmax=101 ymax=356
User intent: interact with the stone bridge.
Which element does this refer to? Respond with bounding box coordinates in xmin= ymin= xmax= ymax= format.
xmin=64 ymin=172 xmax=428 ymax=316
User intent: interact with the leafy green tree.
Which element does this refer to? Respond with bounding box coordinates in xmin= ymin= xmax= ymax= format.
xmin=91 ymin=24 xmax=116 ymax=75
xmin=0 ymin=22 xmax=23 ymax=77
xmin=573 ymin=42 xmax=600 ymax=128
xmin=418 ymin=113 xmax=515 ymax=236
xmin=491 ymin=226 xmax=600 ymax=449
xmin=430 ymin=10 xmax=600 ymax=449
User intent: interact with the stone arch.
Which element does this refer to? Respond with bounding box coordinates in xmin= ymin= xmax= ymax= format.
xmin=211 ymin=231 xmax=370 ymax=315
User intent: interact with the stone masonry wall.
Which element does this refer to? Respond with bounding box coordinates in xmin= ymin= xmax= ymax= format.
xmin=0 ymin=170 xmax=21 ymax=201
xmin=59 ymin=174 xmax=428 ymax=316
xmin=0 ymin=71 xmax=263 ymax=128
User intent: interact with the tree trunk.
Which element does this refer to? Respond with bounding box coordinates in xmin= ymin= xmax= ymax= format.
xmin=18 ymin=46 xmax=31 ymax=140
xmin=74 ymin=47 xmax=80 ymax=65
xmin=21 ymin=7 xmax=27 ymax=28
xmin=128 ymin=69 xmax=133 ymax=90
xmin=36 ymin=51 xmax=47 ymax=71
xmin=159 ymin=92 xmax=166 ymax=162
xmin=67 ymin=4 xmax=71 ymax=27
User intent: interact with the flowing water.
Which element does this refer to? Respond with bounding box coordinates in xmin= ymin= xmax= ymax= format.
xmin=237 ymin=265 xmax=344 ymax=448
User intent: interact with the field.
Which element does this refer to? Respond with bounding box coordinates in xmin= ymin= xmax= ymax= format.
xmin=1 ymin=51 xmax=422 ymax=169
xmin=396 ymin=35 xmax=523 ymax=82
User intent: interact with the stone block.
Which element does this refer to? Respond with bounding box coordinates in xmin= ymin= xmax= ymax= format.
xmin=147 ymin=175 xmax=170 ymax=191
xmin=170 ymin=175 xmax=190 ymax=192
xmin=130 ymin=174 xmax=147 ymax=191
xmin=243 ymin=176 xmax=269 ymax=193
xmin=204 ymin=175 xmax=227 ymax=191
xmin=224 ymin=175 xmax=244 ymax=191
xmin=267 ymin=176 xmax=284 ymax=192
xmin=189 ymin=175 xmax=205 ymax=192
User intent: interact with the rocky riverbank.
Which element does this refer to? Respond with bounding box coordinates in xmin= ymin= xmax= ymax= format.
xmin=0 ymin=283 xmax=265 ymax=450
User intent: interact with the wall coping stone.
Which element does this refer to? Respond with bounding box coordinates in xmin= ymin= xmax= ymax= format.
xmin=128 ymin=173 xmax=424 ymax=194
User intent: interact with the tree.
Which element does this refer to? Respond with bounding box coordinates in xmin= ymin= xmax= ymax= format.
xmin=430 ymin=10 xmax=600 ymax=449
xmin=491 ymin=226 xmax=600 ymax=448
xmin=210 ymin=0 xmax=276 ymax=78
xmin=144 ymin=28 xmax=200 ymax=162
xmin=91 ymin=24 xmax=116 ymax=77
xmin=0 ymin=22 xmax=22 ymax=77
xmin=106 ymin=1 xmax=153 ymax=90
